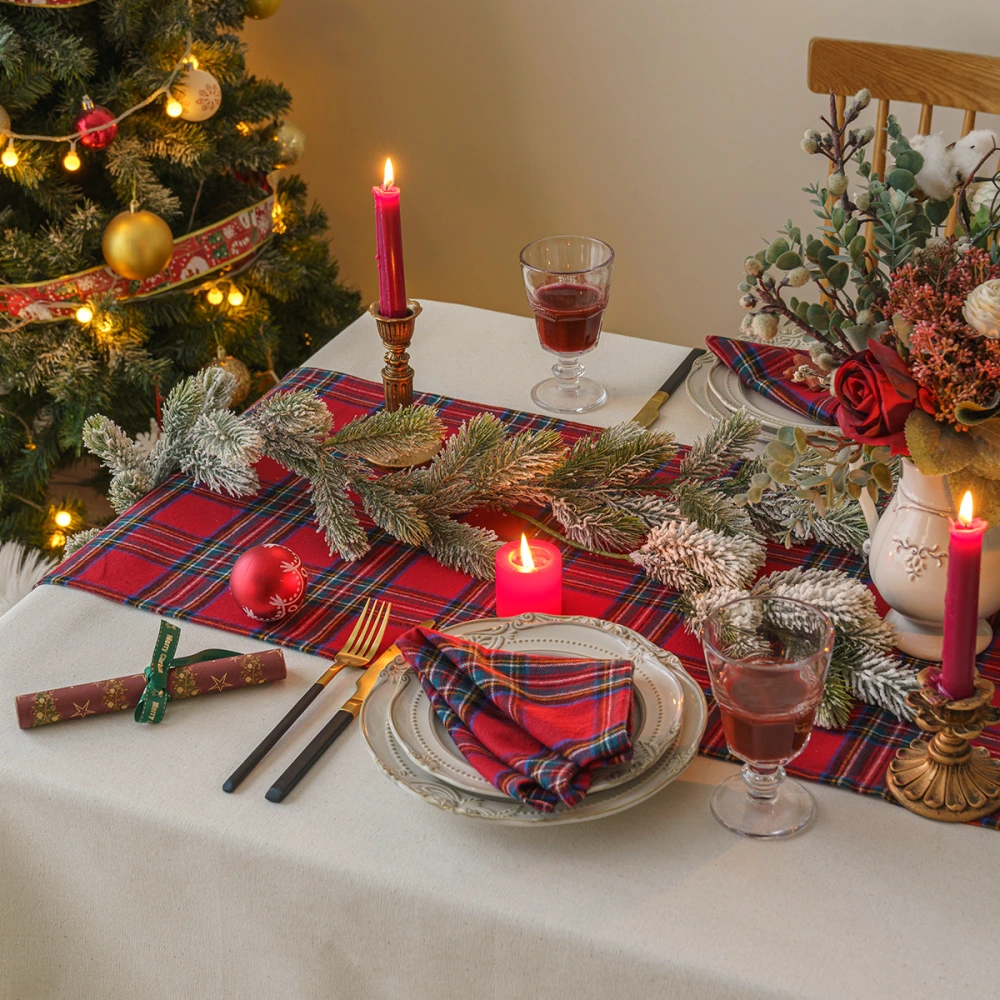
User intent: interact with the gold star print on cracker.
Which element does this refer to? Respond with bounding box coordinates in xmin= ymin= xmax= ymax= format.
xmin=209 ymin=673 xmax=233 ymax=692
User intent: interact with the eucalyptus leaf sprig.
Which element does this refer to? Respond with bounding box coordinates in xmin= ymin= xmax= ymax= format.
xmin=738 ymin=100 xmax=958 ymax=364
xmin=737 ymin=424 xmax=895 ymax=518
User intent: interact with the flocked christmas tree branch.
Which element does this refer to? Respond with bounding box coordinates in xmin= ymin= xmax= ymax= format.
xmin=79 ymin=368 xmax=919 ymax=725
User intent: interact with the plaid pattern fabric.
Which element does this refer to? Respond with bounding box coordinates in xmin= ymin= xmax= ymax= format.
xmin=395 ymin=626 xmax=634 ymax=811
xmin=707 ymin=335 xmax=840 ymax=424
xmin=44 ymin=368 xmax=1000 ymax=829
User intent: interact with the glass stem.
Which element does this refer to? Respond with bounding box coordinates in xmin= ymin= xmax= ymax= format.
xmin=741 ymin=763 xmax=784 ymax=802
xmin=552 ymin=354 xmax=584 ymax=396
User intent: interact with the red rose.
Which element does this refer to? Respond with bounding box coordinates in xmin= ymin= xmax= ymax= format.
xmin=833 ymin=341 xmax=930 ymax=454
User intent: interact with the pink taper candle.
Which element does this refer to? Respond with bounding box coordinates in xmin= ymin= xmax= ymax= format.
xmin=939 ymin=490 xmax=987 ymax=700
xmin=495 ymin=534 xmax=563 ymax=617
xmin=372 ymin=157 xmax=408 ymax=318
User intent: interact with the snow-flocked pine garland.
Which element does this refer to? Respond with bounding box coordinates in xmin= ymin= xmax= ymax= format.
xmin=78 ymin=368 xmax=916 ymax=725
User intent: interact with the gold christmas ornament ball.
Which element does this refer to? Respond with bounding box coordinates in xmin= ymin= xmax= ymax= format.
xmin=274 ymin=122 xmax=306 ymax=167
xmin=174 ymin=68 xmax=222 ymax=123
xmin=102 ymin=210 xmax=174 ymax=280
xmin=246 ymin=0 xmax=282 ymax=17
xmin=0 ymin=104 xmax=9 ymax=134
xmin=206 ymin=354 xmax=252 ymax=406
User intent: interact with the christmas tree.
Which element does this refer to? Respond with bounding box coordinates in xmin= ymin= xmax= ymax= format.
xmin=0 ymin=0 xmax=361 ymax=553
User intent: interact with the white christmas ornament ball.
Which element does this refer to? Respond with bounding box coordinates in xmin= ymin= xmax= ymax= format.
xmin=274 ymin=121 xmax=306 ymax=166
xmin=174 ymin=68 xmax=222 ymax=122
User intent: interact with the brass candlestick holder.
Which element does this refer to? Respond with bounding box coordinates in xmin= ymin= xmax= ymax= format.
xmin=886 ymin=668 xmax=1000 ymax=822
xmin=369 ymin=299 xmax=421 ymax=412
xmin=368 ymin=299 xmax=440 ymax=468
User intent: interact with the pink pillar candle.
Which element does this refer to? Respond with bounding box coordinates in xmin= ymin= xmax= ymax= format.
xmin=495 ymin=534 xmax=563 ymax=618
xmin=372 ymin=157 xmax=408 ymax=318
xmin=939 ymin=491 xmax=987 ymax=701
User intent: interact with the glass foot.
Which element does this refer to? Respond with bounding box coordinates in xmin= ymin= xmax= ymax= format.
xmin=710 ymin=768 xmax=815 ymax=839
xmin=531 ymin=376 xmax=606 ymax=414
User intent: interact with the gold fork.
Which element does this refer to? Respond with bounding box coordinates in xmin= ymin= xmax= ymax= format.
xmin=223 ymin=598 xmax=392 ymax=792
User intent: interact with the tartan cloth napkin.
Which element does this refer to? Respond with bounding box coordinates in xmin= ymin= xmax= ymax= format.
xmin=395 ymin=626 xmax=634 ymax=812
xmin=706 ymin=335 xmax=840 ymax=424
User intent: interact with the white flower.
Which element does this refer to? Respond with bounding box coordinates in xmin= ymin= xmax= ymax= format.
xmin=963 ymin=278 xmax=1000 ymax=338
xmin=909 ymin=133 xmax=958 ymax=200
xmin=967 ymin=180 xmax=1000 ymax=220
xmin=950 ymin=129 xmax=999 ymax=184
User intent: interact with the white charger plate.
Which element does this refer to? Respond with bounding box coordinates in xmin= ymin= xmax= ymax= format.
xmin=358 ymin=614 xmax=707 ymax=826
xmin=387 ymin=617 xmax=684 ymax=800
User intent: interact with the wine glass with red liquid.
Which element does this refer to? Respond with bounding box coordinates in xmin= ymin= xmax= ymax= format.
xmin=520 ymin=235 xmax=614 ymax=413
xmin=701 ymin=596 xmax=834 ymax=838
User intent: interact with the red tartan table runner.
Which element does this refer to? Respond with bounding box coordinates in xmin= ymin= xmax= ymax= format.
xmin=43 ymin=368 xmax=1000 ymax=827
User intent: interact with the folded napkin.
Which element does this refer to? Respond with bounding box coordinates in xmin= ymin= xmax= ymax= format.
xmin=706 ymin=335 xmax=839 ymax=424
xmin=395 ymin=627 xmax=634 ymax=812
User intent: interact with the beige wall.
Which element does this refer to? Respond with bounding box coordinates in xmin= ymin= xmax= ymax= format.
xmin=244 ymin=0 xmax=1000 ymax=348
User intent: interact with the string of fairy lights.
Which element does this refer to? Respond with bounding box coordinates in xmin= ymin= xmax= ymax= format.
xmin=0 ymin=37 xmax=197 ymax=171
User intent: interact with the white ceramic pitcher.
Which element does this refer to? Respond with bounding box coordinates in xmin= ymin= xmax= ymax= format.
xmin=862 ymin=459 xmax=1000 ymax=661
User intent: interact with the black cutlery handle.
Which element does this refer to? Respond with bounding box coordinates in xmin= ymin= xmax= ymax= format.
xmin=265 ymin=709 xmax=354 ymax=803
xmin=223 ymin=682 xmax=326 ymax=793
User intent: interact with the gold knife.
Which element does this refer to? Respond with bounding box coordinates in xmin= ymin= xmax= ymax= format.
xmin=631 ymin=348 xmax=707 ymax=428
xmin=265 ymin=619 xmax=435 ymax=802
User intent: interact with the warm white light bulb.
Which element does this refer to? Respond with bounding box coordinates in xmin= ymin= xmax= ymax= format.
xmin=63 ymin=146 xmax=81 ymax=171
xmin=49 ymin=531 xmax=66 ymax=549
xmin=1 ymin=141 xmax=18 ymax=168
xmin=186 ymin=55 xmax=200 ymax=70
xmin=165 ymin=96 xmax=183 ymax=118
xmin=206 ymin=286 xmax=224 ymax=305
xmin=227 ymin=287 xmax=244 ymax=307
xmin=54 ymin=510 xmax=72 ymax=528
xmin=75 ymin=304 xmax=94 ymax=324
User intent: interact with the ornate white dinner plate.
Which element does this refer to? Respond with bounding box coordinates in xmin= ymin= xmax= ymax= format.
xmin=387 ymin=616 xmax=684 ymax=799
xmin=685 ymin=352 xmax=730 ymax=425
xmin=359 ymin=614 xmax=708 ymax=826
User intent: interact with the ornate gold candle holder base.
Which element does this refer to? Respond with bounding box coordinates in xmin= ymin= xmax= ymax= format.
xmin=368 ymin=299 xmax=441 ymax=468
xmin=886 ymin=668 xmax=1000 ymax=822
xmin=369 ymin=299 xmax=421 ymax=412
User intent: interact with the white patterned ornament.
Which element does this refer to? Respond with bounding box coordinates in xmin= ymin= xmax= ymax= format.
xmin=174 ymin=68 xmax=222 ymax=123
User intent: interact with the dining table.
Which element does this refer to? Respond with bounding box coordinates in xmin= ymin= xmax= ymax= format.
xmin=0 ymin=299 xmax=989 ymax=1000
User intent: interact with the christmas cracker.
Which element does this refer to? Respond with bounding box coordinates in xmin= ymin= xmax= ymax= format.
xmin=15 ymin=649 xmax=286 ymax=729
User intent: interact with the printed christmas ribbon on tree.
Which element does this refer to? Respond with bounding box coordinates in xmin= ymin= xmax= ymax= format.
xmin=0 ymin=195 xmax=275 ymax=324
xmin=14 ymin=621 xmax=287 ymax=729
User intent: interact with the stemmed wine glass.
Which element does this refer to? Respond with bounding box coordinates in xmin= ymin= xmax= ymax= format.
xmin=701 ymin=596 xmax=834 ymax=838
xmin=520 ymin=235 xmax=614 ymax=413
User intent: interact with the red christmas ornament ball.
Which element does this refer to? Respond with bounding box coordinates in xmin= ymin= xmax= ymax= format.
xmin=75 ymin=97 xmax=117 ymax=150
xmin=230 ymin=543 xmax=307 ymax=623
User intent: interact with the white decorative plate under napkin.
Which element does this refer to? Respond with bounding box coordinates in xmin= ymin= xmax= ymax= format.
xmin=708 ymin=362 xmax=827 ymax=434
xmin=359 ymin=614 xmax=707 ymax=826
xmin=386 ymin=615 xmax=684 ymax=799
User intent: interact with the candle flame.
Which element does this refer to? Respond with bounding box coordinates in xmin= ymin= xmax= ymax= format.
xmin=959 ymin=490 xmax=974 ymax=526
xmin=383 ymin=157 xmax=394 ymax=188
xmin=519 ymin=533 xmax=535 ymax=571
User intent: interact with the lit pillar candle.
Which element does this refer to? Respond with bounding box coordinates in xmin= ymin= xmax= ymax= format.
xmin=372 ymin=156 xmax=408 ymax=318
xmin=939 ymin=491 xmax=987 ymax=700
xmin=495 ymin=533 xmax=563 ymax=617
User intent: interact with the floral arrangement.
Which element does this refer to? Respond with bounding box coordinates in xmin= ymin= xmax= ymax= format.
xmin=738 ymin=89 xmax=1000 ymax=523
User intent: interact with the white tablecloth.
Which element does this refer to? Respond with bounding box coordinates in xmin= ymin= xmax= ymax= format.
xmin=0 ymin=301 xmax=990 ymax=1000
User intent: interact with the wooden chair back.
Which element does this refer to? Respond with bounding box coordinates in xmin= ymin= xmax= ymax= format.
xmin=808 ymin=38 xmax=1000 ymax=234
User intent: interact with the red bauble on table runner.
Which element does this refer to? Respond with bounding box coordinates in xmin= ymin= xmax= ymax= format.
xmin=230 ymin=544 xmax=307 ymax=623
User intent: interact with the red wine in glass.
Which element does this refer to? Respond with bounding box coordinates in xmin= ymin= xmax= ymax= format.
xmin=530 ymin=282 xmax=608 ymax=355
xmin=715 ymin=661 xmax=824 ymax=765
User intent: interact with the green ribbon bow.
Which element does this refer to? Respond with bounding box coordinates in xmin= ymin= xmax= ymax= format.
xmin=134 ymin=621 xmax=241 ymax=724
